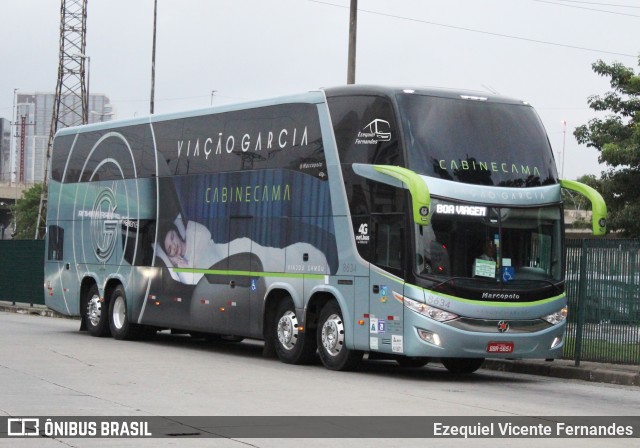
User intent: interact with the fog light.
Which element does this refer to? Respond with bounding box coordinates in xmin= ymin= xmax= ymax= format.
xmin=551 ymin=335 xmax=563 ymax=349
xmin=418 ymin=329 xmax=442 ymax=346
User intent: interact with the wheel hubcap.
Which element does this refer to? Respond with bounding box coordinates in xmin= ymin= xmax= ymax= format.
xmin=87 ymin=294 xmax=102 ymax=327
xmin=112 ymin=295 xmax=126 ymax=330
xmin=321 ymin=313 xmax=344 ymax=357
xmin=277 ymin=310 xmax=299 ymax=350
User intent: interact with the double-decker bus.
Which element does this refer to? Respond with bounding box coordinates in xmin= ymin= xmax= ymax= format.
xmin=44 ymin=85 xmax=606 ymax=373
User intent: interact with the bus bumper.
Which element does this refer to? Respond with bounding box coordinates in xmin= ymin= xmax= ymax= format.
xmin=401 ymin=310 xmax=566 ymax=359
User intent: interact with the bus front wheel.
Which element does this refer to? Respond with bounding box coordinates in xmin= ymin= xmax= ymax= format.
xmin=273 ymin=298 xmax=316 ymax=365
xmin=108 ymin=285 xmax=140 ymax=340
xmin=317 ymin=301 xmax=362 ymax=371
xmin=441 ymin=357 xmax=485 ymax=374
xmin=84 ymin=284 xmax=110 ymax=337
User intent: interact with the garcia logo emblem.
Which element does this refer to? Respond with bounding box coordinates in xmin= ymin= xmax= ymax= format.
xmin=355 ymin=119 xmax=391 ymax=144
xmin=497 ymin=321 xmax=510 ymax=333
xmin=91 ymin=187 xmax=119 ymax=263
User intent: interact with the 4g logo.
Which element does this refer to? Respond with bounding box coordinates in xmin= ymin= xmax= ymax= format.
xmin=355 ymin=223 xmax=370 ymax=244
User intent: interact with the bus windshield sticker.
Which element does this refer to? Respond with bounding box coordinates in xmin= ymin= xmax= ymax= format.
xmin=474 ymin=259 xmax=496 ymax=278
xmin=355 ymin=118 xmax=391 ymax=145
xmin=391 ymin=335 xmax=403 ymax=353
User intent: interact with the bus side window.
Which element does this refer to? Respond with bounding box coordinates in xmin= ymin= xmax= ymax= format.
xmin=121 ymin=220 xmax=156 ymax=266
xmin=47 ymin=225 xmax=64 ymax=261
xmin=372 ymin=214 xmax=405 ymax=277
xmin=327 ymin=95 xmax=402 ymax=166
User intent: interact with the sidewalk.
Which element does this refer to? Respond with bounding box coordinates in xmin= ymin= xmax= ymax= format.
xmin=0 ymin=300 xmax=69 ymax=319
xmin=482 ymin=358 xmax=640 ymax=387
xmin=2 ymin=300 xmax=638 ymax=387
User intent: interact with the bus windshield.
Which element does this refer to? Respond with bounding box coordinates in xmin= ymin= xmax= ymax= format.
xmin=397 ymin=93 xmax=558 ymax=187
xmin=415 ymin=199 xmax=563 ymax=284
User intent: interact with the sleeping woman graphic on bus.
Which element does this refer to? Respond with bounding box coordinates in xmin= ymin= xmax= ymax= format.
xmin=155 ymin=216 xmax=226 ymax=285
xmin=156 ymin=214 xmax=330 ymax=285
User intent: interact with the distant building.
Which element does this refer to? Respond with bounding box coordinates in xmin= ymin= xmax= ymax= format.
xmin=11 ymin=92 xmax=113 ymax=184
xmin=0 ymin=118 xmax=10 ymax=182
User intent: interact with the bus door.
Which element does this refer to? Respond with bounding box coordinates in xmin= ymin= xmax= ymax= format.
xmin=46 ymin=223 xmax=78 ymax=314
xmin=367 ymin=214 xmax=406 ymax=355
xmin=221 ymin=216 xmax=253 ymax=336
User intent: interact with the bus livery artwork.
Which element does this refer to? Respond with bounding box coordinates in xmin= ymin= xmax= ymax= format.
xmin=45 ymin=86 xmax=606 ymax=374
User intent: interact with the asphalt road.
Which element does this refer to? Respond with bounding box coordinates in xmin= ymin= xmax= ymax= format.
xmin=1 ymin=312 xmax=638 ymax=448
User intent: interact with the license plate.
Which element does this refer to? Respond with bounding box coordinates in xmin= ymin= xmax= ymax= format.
xmin=487 ymin=341 xmax=514 ymax=353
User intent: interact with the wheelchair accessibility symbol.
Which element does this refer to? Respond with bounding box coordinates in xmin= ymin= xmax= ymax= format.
xmin=251 ymin=279 xmax=257 ymax=291
xmin=501 ymin=266 xmax=515 ymax=282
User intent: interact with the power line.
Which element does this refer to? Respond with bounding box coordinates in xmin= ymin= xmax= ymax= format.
xmin=552 ymin=0 xmax=640 ymax=9
xmin=534 ymin=0 xmax=640 ymax=18
xmin=308 ymin=0 xmax=637 ymax=58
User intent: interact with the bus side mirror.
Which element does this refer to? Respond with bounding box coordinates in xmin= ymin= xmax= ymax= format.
xmin=560 ymin=179 xmax=607 ymax=236
xmin=352 ymin=164 xmax=431 ymax=226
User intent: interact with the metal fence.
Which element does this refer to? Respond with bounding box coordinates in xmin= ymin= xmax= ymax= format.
xmin=0 ymin=240 xmax=45 ymax=305
xmin=564 ymin=238 xmax=640 ymax=365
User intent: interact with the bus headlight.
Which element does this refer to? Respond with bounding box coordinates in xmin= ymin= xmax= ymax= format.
xmin=404 ymin=296 xmax=459 ymax=322
xmin=542 ymin=306 xmax=568 ymax=325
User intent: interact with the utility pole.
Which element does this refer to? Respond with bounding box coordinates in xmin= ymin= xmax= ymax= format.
xmin=150 ymin=0 xmax=158 ymax=114
xmin=561 ymin=120 xmax=567 ymax=179
xmin=347 ymin=0 xmax=357 ymax=84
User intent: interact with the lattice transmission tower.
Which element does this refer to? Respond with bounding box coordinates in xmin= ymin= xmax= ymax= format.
xmin=36 ymin=0 xmax=88 ymax=238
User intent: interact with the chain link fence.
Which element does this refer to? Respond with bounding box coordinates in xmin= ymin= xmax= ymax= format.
xmin=564 ymin=238 xmax=640 ymax=365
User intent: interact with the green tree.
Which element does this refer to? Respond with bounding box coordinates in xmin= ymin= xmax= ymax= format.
xmin=10 ymin=183 xmax=45 ymax=240
xmin=574 ymin=58 xmax=640 ymax=237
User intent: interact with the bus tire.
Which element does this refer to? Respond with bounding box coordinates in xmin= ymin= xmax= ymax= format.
xmin=84 ymin=283 xmax=110 ymax=337
xmin=317 ymin=301 xmax=362 ymax=371
xmin=108 ymin=285 xmax=140 ymax=340
xmin=441 ymin=357 xmax=485 ymax=374
xmin=273 ymin=298 xmax=317 ymax=365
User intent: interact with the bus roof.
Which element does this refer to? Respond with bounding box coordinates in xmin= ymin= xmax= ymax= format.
xmin=54 ymin=85 xmax=530 ymax=138
xmin=54 ymin=90 xmax=327 ymax=137
xmin=322 ymin=84 xmax=529 ymax=106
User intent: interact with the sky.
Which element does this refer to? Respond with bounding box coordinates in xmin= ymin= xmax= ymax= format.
xmin=0 ymin=0 xmax=638 ymax=180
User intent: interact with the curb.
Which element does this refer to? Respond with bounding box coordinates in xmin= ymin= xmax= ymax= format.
xmin=0 ymin=303 xmax=75 ymax=319
xmin=483 ymin=359 xmax=640 ymax=387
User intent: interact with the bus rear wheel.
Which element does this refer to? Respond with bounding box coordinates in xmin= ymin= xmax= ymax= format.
xmin=84 ymin=284 xmax=110 ymax=337
xmin=317 ymin=301 xmax=362 ymax=371
xmin=108 ymin=285 xmax=140 ymax=340
xmin=441 ymin=357 xmax=485 ymax=374
xmin=273 ymin=298 xmax=316 ymax=365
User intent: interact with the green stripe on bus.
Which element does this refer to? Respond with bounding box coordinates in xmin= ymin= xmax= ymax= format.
xmin=422 ymin=290 xmax=566 ymax=308
xmin=173 ymin=268 xmax=326 ymax=280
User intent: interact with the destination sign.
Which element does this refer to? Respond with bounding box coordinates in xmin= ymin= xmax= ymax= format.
xmin=435 ymin=204 xmax=487 ymax=217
